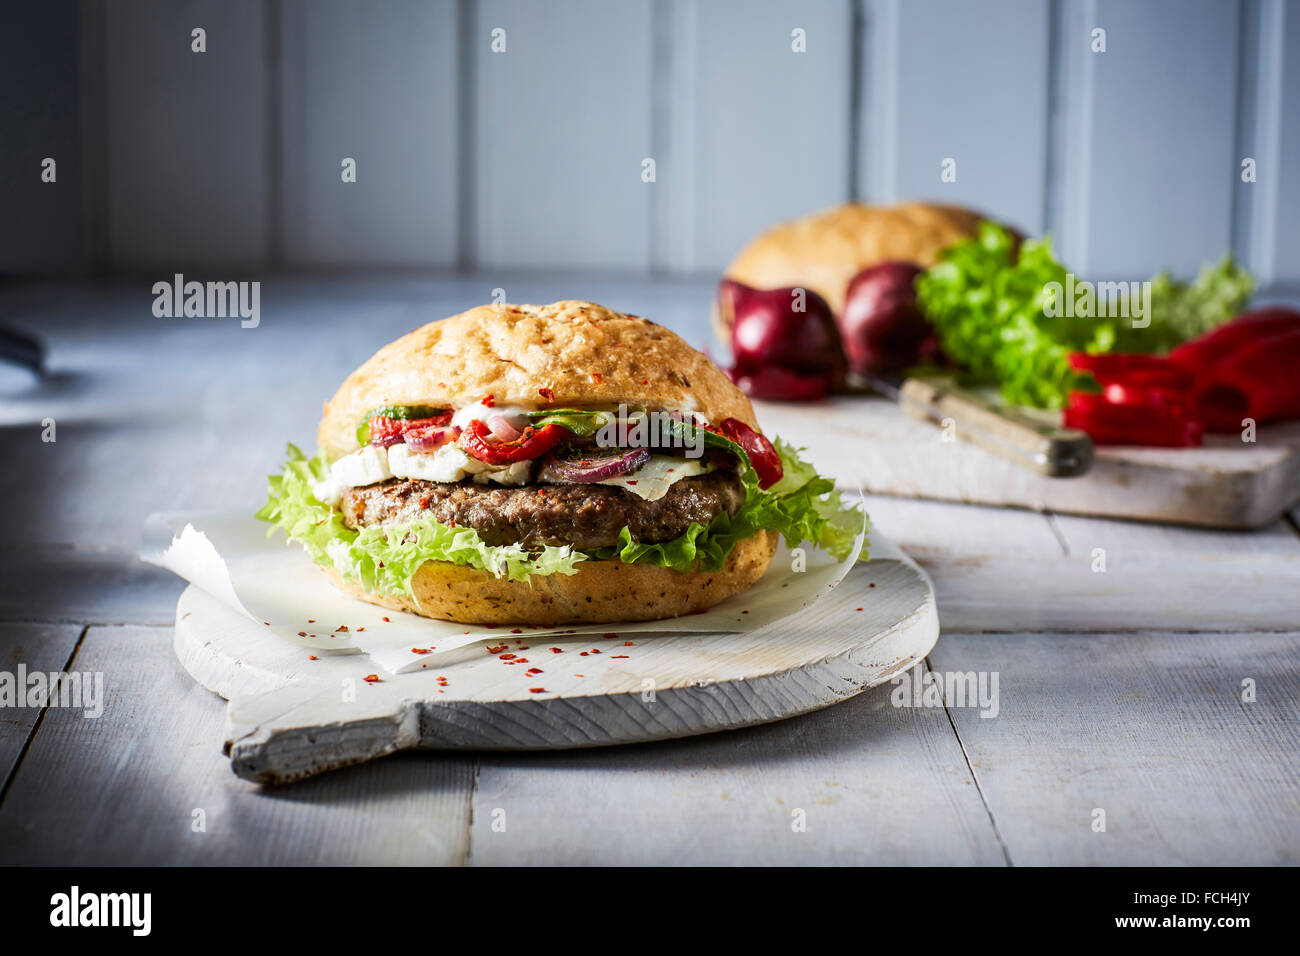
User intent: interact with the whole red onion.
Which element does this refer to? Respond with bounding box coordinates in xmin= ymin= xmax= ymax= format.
xmin=717 ymin=279 xmax=844 ymax=400
xmin=840 ymin=261 xmax=936 ymax=377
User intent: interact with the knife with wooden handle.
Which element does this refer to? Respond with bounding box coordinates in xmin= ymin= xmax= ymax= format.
xmin=861 ymin=373 xmax=1094 ymax=477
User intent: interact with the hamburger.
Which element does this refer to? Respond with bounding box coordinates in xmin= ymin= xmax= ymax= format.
xmin=257 ymin=300 xmax=863 ymax=626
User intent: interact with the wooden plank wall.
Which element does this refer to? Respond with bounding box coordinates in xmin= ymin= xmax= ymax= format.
xmin=2 ymin=0 xmax=1297 ymax=288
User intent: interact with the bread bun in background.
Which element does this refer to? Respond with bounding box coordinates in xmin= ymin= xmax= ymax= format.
xmin=719 ymin=201 xmax=990 ymax=329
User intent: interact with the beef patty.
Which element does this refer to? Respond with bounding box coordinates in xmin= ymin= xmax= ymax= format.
xmin=341 ymin=472 xmax=745 ymax=550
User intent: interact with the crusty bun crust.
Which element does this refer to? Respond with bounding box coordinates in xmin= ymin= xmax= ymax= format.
xmin=319 ymin=300 xmax=757 ymax=460
xmin=721 ymin=201 xmax=988 ymax=322
xmin=326 ymin=530 xmax=779 ymax=626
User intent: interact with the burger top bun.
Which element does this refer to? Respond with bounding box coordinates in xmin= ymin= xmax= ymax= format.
xmin=722 ymin=201 xmax=987 ymax=318
xmin=319 ymin=300 xmax=758 ymax=460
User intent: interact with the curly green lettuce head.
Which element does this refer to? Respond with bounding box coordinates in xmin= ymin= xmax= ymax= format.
xmin=255 ymin=436 xmax=867 ymax=598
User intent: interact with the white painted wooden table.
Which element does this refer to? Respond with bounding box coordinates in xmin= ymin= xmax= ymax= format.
xmin=1 ymin=276 xmax=1297 ymax=865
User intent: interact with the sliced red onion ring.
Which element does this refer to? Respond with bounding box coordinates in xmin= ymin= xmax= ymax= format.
xmin=404 ymin=424 xmax=459 ymax=452
xmin=485 ymin=413 xmax=525 ymax=442
xmin=538 ymin=447 xmax=650 ymax=483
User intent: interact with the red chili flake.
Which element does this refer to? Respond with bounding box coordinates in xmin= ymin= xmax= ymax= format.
xmin=537 ymin=487 xmax=547 ymax=496
xmin=510 ymin=628 xmax=522 ymax=634
xmin=856 ymin=607 xmax=864 ymax=611
xmin=499 ymin=653 xmax=517 ymax=660
xmin=297 ymin=631 xmax=307 ymax=637
xmin=263 ymin=622 xmax=270 ymax=626
xmin=592 ymin=372 xmax=604 ymax=384
xmin=623 ymin=641 xmax=633 ymax=646
xmin=626 ymin=480 xmax=638 ymax=486
xmin=518 ymin=646 xmax=530 ymax=650
xmin=307 ymin=619 xmax=315 ymax=624
xmin=611 ymin=655 xmax=629 ymax=659
xmin=741 ymin=610 xmax=749 ymax=614
xmin=526 ymin=667 xmax=543 ymax=676
xmin=641 ymin=379 xmax=648 ymax=385
xmin=336 ymin=625 xmax=349 ymax=633
xmin=869 ymin=582 xmax=876 ymax=588
xmin=538 ymin=387 xmax=555 ymax=402
xmin=590 ymin=648 xmax=601 ymax=654
xmin=382 ymin=616 xmax=391 ymax=622
xmin=411 ymin=648 xmax=432 ymax=655
xmin=603 ymin=632 xmax=619 ymax=639
xmin=356 ymin=627 xmax=366 ymax=632
xmin=486 ymin=644 xmax=508 ymax=654
xmin=574 ymin=674 xmax=584 ymax=678
xmin=418 ymin=496 xmax=431 ymax=509
xmin=363 ymin=674 xmax=381 ymax=683
xmin=550 ymin=647 xmax=563 ymax=653
xmin=529 ymin=688 xmax=547 ymax=694
xmin=580 ymin=651 xmax=589 ymax=657
xmin=482 ymin=393 xmax=496 ymax=407
xmin=309 ymin=655 xmax=319 ymax=661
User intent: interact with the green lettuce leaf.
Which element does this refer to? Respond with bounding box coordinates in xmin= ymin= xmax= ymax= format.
xmin=583 ymin=438 xmax=866 ymax=572
xmin=915 ymin=222 xmax=1254 ymax=409
xmin=256 ymin=438 xmax=867 ymax=598
xmin=256 ymin=444 xmax=585 ymax=595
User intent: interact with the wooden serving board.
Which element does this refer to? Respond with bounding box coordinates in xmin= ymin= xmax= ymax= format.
xmin=757 ymin=397 xmax=1300 ymax=529
xmin=174 ymin=546 xmax=938 ymax=784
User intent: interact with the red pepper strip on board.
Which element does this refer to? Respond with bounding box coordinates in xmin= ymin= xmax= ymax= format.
xmin=1066 ymin=352 xmax=1195 ymax=391
xmin=1064 ymin=390 xmax=1203 ymax=447
xmin=1168 ymin=306 xmax=1300 ymax=370
xmin=1191 ymin=329 xmax=1300 ymax=432
xmin=717 ymin=417 xmax=784 ymax=488
xmin=459 ymin=419 xmax=571 ymax=464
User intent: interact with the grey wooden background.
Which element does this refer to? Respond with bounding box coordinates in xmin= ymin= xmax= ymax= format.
xmin=1 ymin=275 xmax=1297 ymax=865
xmin=4 ymin=0 xmax=1299 ymax=290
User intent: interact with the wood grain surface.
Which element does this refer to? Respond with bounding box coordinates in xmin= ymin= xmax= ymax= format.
xmin=1 ymin=276 xmax=1297 ymax=865
xmin=757 ymin=397 xmax=1300 ymax=529
xmin=174 ymin=549 xmax=938 ymax=782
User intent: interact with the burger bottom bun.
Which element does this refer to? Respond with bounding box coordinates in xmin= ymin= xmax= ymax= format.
xmin=325 ymin=531 xmax=779 ymax=626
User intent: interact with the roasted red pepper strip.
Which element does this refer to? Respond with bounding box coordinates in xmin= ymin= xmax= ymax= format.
xmin=1192 ymin=329 xmax=1300 ymax=431
xmin=1067 ymin=352 xmax=1195 ymax=391
xmin=1169 ymin=306 xmax=1300 ymax=369
xmin=717 ymin=417 xmax=783 ymax=488
xmin=459 ymin=419 xmax=570 ymax=464
xmin=368 ymin=414 xmax=453 ymax=447
xmin=1064 ymin=391 xmax=1202 ymax=447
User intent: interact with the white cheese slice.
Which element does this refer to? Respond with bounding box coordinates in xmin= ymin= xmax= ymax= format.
xmin=388 ymin=443 xmax=473 ymax=482
xmin=313 ymin=445 xmax=392 ymax=503
xmin=450 ymin=401 xmax=534 ymax=431
xmin=332 ymin=444 xmax=392 ymax=486
xmin=596 ymin=455 xmax=711 ymax=502
xmin=389 ymin=442 xmax=532 ymax=487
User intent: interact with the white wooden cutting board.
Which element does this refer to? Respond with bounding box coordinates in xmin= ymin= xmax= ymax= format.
xmin=757 ymin=397 xmax=1300 ymax=529
xmin=174 ymin=546 xmax=938 ymax=784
